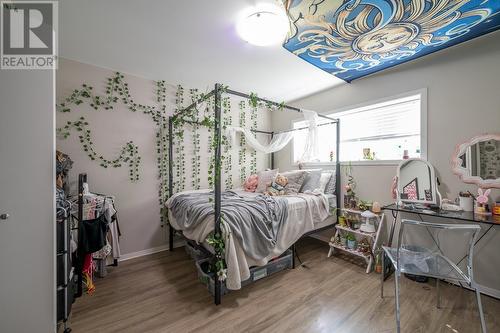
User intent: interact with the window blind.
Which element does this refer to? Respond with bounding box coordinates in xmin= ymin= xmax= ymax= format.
xmin=338 ymin=95 xmax=420 ymax=142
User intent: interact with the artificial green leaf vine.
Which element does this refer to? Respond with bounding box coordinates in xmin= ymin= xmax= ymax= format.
xmin=250 ymin=101 xmax=258 ymax=175
xmin=57 ymin=117 xmax=141 ymax=181
xmin=189 ymin=88 xmax=202 ymax=190
xmin=222 ymin=96 xmax=233 ymax=190
xmin=207 ymin=229 xmax=226 ymax=281
xmin=56 ymin=72 xmax=171 ymax=225
xmin=238 ymin=100 xmax=247 ymax=184
xmin=174 ymin=85 xmax=186 ymax=193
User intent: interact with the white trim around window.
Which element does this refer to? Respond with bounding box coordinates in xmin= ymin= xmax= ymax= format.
xmin=291 ymin=88 xmax=428 ymax=167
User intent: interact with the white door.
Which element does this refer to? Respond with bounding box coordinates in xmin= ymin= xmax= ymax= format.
xmin=0 ymin=70 xmax=56 ymax=332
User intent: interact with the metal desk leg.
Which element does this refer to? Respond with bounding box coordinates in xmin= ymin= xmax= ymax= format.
xmin=381 ymin=249 xmax=385 ymax=298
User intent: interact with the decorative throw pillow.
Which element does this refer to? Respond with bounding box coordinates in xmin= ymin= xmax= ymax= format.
xmin=300 ymin=169 xmax=323 ymax=192
xmin=243 ymin=174 xmax=259 ymax=192
xmin=324 ymin=170 xmax=336 ymax=194
xmin=281 ymin=170 xmax=307 ymax=195
xmin=317 ymin=172 xmax=333 ymax=193
xmin=256 ymin=169 xmax=279 ymax=193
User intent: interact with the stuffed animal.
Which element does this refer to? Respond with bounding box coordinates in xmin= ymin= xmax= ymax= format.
xmin=477 ymin=188 xmax=491 ymax=205
xmin=265 ymin=174 xmax=288 ymax=196
xmin=243 ymin=174 xmax=259 ymax=192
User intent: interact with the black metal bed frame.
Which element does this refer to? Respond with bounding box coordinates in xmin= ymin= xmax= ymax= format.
xmin=167 ymin=84 xmax=340 ymax=305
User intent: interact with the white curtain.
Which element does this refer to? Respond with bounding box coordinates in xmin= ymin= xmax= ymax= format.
xmin=299 ymin=110 xmax=320 ymax=162
xmin=227 ymin=127 xmax=293 ymax=154
xmin=226 ymin=110 xmax=320 ymax=157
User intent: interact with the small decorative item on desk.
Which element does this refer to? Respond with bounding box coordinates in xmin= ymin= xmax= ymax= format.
xmin=459 ymin=191 xmax=474 ymax=212
xmin=493 ymin=202 xmax=500 ymax=216
xmin=346 ymin=233 xmax=357 ymax=250
xmin=475 ymin=188 xmax=491 ymax=215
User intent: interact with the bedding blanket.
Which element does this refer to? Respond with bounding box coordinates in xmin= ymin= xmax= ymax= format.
xmin=168 ymin=191 xmax=288 ymax=260
xmin=166 ymin=189 xmax=331 ymax=290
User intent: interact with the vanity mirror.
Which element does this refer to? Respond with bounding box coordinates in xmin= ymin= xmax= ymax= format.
xmin=397 ymin=158 xmax=441 ymax=206
xmin=451 ymin=134 xmax=500 ymax=189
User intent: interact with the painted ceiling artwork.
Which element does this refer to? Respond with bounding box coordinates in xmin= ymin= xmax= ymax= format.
xmin=282 ymin=0 xmax=500 ymax=82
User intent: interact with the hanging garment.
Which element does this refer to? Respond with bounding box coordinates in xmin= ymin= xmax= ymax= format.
xmin=227 ymin=127 xmax=294 ymax=153
xmin=80 ymin=199 xmax=108 ymax=254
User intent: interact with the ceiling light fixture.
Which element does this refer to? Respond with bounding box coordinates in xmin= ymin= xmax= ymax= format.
xmin=236 ymin=4 xmax=289 ymax=46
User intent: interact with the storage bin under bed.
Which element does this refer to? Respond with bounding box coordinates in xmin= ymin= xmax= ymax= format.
xmin=195 ymin=249 xmax=293 ymax=296
xmin=185 ymin=240 xmax=210 ymax=261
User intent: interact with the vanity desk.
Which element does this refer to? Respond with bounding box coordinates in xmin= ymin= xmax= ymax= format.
xmin=382 ymin=203 xmax=500 ymax=298
xmin=383 ymin=203 xmax=500 ymax=246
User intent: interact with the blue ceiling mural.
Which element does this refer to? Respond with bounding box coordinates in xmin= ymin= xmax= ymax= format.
xmin=282 ymin=0 xmax=500 ymax=82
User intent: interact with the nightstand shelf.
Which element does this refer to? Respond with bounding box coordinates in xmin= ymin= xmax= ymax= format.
xmin=328 ymin=209 xmax=386 ymax=273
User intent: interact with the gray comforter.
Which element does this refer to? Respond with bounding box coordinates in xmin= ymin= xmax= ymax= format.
xmin=168 ymin=191 xmax=288 ymax=260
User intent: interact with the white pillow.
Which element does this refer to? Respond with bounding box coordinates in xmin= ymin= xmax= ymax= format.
xmin=256 ymin=169 xmax=279 ymax=193
xmin=317 ymin=172 xmax=332 ymax=193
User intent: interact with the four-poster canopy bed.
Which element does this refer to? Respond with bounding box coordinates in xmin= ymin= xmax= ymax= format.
xmin=167 ymin=83 xmax=341 ymax=305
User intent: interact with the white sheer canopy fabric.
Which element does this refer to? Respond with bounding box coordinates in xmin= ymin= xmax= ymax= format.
xmin=226 ymin=110 xmax=320 ymax=159
xmin=227 ymin=127 xmax=293 ymax=154
xmin=299 ymin=110 xmax=320 ymax=162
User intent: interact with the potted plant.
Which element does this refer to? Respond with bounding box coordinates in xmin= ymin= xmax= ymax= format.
xmin=346 ymin=233 xmax=357 ymax=250
xmin=339 ymin=234 xmax=347 ymax=247
xmin=338 ymin=214 xmax=347 ymax=227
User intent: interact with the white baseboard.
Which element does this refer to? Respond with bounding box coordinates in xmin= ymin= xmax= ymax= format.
xmin=118 ymin=239 xmax=185 ymax=262
xmin=448 ymin=280 xmax=500 ymax=300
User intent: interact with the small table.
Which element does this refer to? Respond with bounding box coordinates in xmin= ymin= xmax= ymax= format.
xmin=382 ymin=203 xmax=499 ymax=279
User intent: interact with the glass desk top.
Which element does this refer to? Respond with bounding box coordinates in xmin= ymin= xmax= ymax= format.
xmin=383 ymin=203 xmax=500 ymax=226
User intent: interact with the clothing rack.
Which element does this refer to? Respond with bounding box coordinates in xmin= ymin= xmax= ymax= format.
xmin=75 ymin=173 xmax=120 ymax=297
xmin=168 ymin=84 xmax=341 ymax=305
xmin=75 ymin=173 xmax=86 ymax=297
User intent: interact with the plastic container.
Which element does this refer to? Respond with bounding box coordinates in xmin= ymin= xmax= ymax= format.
xmin=185 ymin=241 xmax=210 ymax=261
xmin=195 ymin=250 xmax=293 ymax=296
xmin=459 ymin=196 xmax=473 ymax=212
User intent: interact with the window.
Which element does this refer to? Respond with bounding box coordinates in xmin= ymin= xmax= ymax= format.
xmin=292 ymin=92 xmax=424 ymax=164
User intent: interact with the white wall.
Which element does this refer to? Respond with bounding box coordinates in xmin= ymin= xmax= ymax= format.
xmin=273 ymin=31 xmax=500 ymax=294
xmin=56 ymin=58 xmax=271 ymax=257
xmin=0 ymin=71 xmax=56 ymax=332
xmin=275 ymin=31 xmax=500 ymax=202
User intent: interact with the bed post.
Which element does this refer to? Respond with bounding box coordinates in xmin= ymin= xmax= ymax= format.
xmin=214 ymin=83 xmax=223 ymax=305
xmin=335 ymin=119 xmax=341 ymax=221
xmin=168 ymin=116 xmax=174 ymax=251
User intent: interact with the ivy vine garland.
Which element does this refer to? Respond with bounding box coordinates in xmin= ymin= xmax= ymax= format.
xmin=189 ymin=88 xmax=202 ymax=190
xmin=57 ymin=117 xmax=141 ymax=181
xmin=56 ymin=72 xmax=171 ymax=225
xmin=222 ymin=96 xmax=233 ymax=190
xmin=174 ymin=85 xmax=186 ymax=193
xmin=238 ymin=100 xmax=247 ymax=184
xmin=250 ymin=102 xmax=258 ymax=175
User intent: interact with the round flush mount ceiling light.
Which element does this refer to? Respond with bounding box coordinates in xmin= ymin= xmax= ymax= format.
xmin=236 ymin=4 xmax=289 ymax=46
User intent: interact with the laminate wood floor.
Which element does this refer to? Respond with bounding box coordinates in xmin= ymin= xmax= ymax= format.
xmin=70 ymin=238 xmax=500 ymax=333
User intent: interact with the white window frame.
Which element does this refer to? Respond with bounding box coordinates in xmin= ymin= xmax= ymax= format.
xmin=291 ymin=88 xmax=428 ymax=167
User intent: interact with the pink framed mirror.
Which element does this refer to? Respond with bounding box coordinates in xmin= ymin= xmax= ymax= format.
xmin=451 ymin=134 xmax=500 ymax=189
